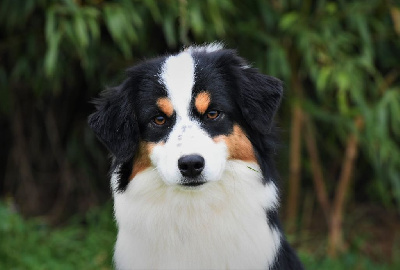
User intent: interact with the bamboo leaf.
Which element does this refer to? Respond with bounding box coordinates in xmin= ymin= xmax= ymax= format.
xmin=316 ymin=67 xmax=332 ymax=92
xmin=279 ymin=12 xmax=299 ymax=30
xmin=44 ymin=31 xmax=62 ymax=77
xmin=74 ymin=14 xmax=89 ymax=48
xmin=163 ymin=14 xmax=176 ymax=47
xmin=189 ymin=5 xmax=204 ymax=37
xmin=103 ymin=4 xmax=133 ymax=57
xmin=87 ymin=17 xmax=100 ymax=41
xmin=45 ymin=8 xmax=56 ymax=42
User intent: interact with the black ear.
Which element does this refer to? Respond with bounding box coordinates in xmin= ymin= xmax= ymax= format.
xmin=237 ymin=68 xmax=283 ymax=134
xmin=88 ymin=79 xmax=139 ymax=163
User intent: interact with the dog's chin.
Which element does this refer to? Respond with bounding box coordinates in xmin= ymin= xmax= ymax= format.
xmin=178 ymin=177 xmax=207 ymax=189
xmin=180 ymin=181 xmax=207 ymax=188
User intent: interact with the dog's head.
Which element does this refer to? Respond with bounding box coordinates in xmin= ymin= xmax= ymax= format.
xmin=89 ymin=44 xmax=282 ymax=191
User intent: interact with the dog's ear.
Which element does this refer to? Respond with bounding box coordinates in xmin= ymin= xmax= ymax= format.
xmin=88 ymin=79 xmax=139 ymax=163
xmin=237 ymin=67 xmax=283 ymax=134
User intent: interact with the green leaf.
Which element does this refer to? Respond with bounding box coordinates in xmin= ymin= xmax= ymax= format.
xmin=316 ymin=67 xmax=332 ymax=93
xmin=189 ymin=5 xmax=204 ymax=37
xmin=74 ymin=14 xmax=89 ymax=48
xmin=279 ymin=12 xmax=299 ymax=31
xmin=87 ymin=17 xmax=100 ymax=41
xmin=45 ymin=8 xmax=56 ymax=42
xmin=44 ymin=31 xmax=62 ymax=77
xmin=103 ymin=4 xmax=134 ymax=58
xmin=163 ymin=14 xmax=176 ymax=47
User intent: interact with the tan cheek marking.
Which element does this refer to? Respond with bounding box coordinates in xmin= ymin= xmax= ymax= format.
xmin=129 ymin=142 xmax=155 ymax=180
xmin=195 ymin=92 xmax=211 ymax=114
xmin=214 ymin=125 xmax=257 ymax=162
xmin=157 ymin=97 xmax=174 ymax=117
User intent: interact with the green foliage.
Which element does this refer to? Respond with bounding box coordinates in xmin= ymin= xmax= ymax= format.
xmin=0 ymin=202 xmax=116 ymax=269
xmin=300 ymin=251 xmax=399 ymax=270
xmin=0 ymin=0 xmax=399 ymax=217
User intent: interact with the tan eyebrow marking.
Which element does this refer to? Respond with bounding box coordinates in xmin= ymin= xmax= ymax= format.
xmin=156 ymin=97 xmax=174 ymax=117
xmin=195 ymin=91 xmax=211 ymax=114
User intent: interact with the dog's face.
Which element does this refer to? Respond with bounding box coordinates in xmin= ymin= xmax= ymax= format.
xmin=89 ymin=44 xmax=282 ymax=191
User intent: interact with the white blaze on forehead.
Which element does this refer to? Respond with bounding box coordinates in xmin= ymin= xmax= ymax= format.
xmin=159 ymin=52 xmax=195 ymax=117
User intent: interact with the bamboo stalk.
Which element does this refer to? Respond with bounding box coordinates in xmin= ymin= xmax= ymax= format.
xmin=328 ymin=116 xmax=363 ymax=256
xmin=303 ymin=113 xmax=331 ymax=223
xmin=285 ymin=104 xmax=303 ymax=232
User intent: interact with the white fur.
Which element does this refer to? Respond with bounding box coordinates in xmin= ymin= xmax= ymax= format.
xmin=159 ymin=52 xmax=194 ymax=117
xmin=113 ymin=161 xmax=281 ymax=269
xmin=263 ymin=180 xmax=279 ymax=211
xmin=186 ymin=42 xmax=224 ymax=53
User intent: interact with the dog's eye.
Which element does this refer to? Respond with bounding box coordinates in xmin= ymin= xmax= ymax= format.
xmin=206 ymin=110 xmax=220 ymax=120
xmin=153 ymin=115 xmax=166 ymax=125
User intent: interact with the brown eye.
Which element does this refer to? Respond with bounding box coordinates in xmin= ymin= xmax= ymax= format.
xmin=206 ymin=110 xmax=220 ymax=119
xmin=153 ymin=115 xmax=166 ymax=125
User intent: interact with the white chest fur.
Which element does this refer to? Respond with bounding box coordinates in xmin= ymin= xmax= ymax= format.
xmin=113 ymin=161 xmax=281 ymax=269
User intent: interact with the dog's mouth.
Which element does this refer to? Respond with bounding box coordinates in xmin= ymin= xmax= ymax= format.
xmin=180 ymin=181 xmax=206 ymax=187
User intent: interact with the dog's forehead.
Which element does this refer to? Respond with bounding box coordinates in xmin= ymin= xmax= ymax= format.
xmin=158 ymin=51 xmax=195 ymax=117
xmin=156 ymin=50 xmax=233 ymax=116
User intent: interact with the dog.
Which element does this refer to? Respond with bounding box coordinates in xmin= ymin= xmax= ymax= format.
xmin=89 ymin=43 xmax=303 ymax=269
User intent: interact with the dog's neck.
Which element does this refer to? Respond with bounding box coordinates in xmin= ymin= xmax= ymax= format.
xmin=112 ymin=160 xmax=282 ymax=269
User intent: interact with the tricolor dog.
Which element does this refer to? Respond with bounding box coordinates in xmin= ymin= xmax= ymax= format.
xmin=89 ymin=43 xmax=303 ymax=269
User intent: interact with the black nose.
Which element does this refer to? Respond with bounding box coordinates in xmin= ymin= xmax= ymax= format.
xmin=178 ymin=155 xmax=205 ymax=178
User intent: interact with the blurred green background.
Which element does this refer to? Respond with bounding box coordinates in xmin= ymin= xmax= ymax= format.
xmin=1 ymin=0 xmax=399 ymax=269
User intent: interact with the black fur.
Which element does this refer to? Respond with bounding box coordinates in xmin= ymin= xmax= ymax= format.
xmin=88 ymin=57 xmax=167 ymax=191
xmin=88 ymin=79 xmax=138 ymax=164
